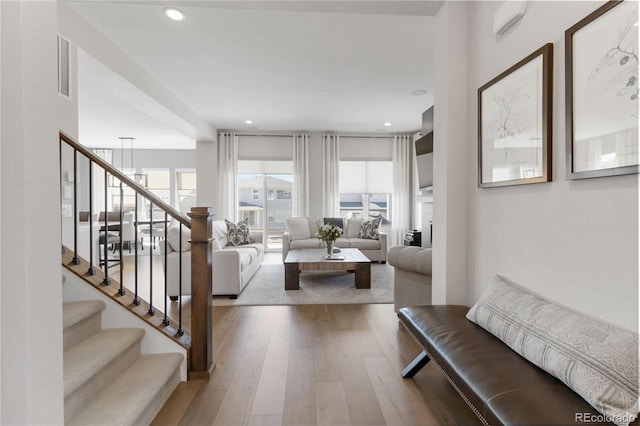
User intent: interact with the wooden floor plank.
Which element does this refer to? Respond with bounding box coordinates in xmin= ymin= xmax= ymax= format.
xmin=250 ymin=307 xmax=292 ymax=416
xmin=247 ymin=414 xmax=284 ymax=426
xmin=213 ymin=307 xmax=276 ymax=426
xmin=363 ymin=359 xmax=406 ymax=426
xmin=334 ymin=329 xmax=386 ymax=426
xmin=353 ymin=328 xmax=385 ymax=358
xmin=177 ymin=389 xmax=226 ymax=426
xmin=282 ymin=348 xmax=316 ymax=426
xmin=291 ymin=306 xmax=323 ymax=349
xmin=327 ymin=304 xmax=360 ymax=330
xmin=151 ymin=379 xmax=206 ymax=426
xmin=364 ymin=357 xmax=438 ymax=426
xmin=315 ymin=381 xmax=352 ymax=426
xmin=312 ymin=307 xmax=342 ymax=383
xmin=206 ymin=308 xmax=259 ymax=391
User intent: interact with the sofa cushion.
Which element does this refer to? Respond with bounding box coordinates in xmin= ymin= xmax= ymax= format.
xmin=359 ymin=217 xmax=381 ymax=240
xmin=345 ymin=218 xmax=362 ymax=238
xmin=307 ymin=217 xmax=320 ymax=237
xmin=466 ymin=275 xmax=639 ymax=424
xmin=286 ymin=217 xmax=311 ymax=240
xmin=224 ymin=245 xmax=259 ymax=263
xmin=349 ymin=238 xmax=381 ymax=250
xmin=166 ymin=223 xmax=191 ymax=252
xmin=334 ymin=238 xmax=351 ymax=248
xmin=212 ymin=219 xmax=229 ymax=247
xmin=225 ymin=219 xmax=254 ymax=246
xmin=290 ymin=238 xmax=322 ymax=250
xmin=240 ymin=243 xmax=264 ymax=257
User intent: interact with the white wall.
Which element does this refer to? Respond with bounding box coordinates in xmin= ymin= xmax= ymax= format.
xmin=1 ymin=2 xmax=64 ymax=423
xmin=465 ymin=1 xmax=638 ymax=331
xmin=196 ymin=141 xmax=218 ymax=213
xmin=432 ymin=1 xmax=469 ymax=305
xmin=57 ymin=1 xmax=215 ymax=142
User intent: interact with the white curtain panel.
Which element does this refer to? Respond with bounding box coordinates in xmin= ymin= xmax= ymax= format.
xmin=392 ymin=135 xmax=415 ymax=246
xmin=322 ymin=134 xmax=340 ymax=217
xmin=217 ymin=132 xmax=238 ymax=221
xmin=292 ymin=133 xmax=309 ymax=217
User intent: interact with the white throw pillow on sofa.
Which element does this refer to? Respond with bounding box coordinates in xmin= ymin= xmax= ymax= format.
xmin=307 ymin=217 xmax=320 ymax=237
xmin=345 ymin=218 xmax=362 ymax=239
xmin=286 ymin=217 xmax=311 ymax=241
xmin=166 ymin=223 xmax=191 ymax=252
xmin=212 ymin=219 xmax=228 ymax=247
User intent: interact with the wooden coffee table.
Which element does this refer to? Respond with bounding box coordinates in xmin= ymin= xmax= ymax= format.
xmin=283 ymin=248 xmax=371 ymax=290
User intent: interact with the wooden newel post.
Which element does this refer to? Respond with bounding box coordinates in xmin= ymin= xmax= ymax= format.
xmin=188 ymin=207 xmax=215 ymax=378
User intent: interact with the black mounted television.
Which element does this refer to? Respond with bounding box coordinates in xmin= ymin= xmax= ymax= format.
xmin=415 ymin=106 xmax=433 ymax=190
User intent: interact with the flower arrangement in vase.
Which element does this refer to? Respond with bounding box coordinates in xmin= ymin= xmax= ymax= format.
xmin=316 ymin=224 xmax=343 ymax=255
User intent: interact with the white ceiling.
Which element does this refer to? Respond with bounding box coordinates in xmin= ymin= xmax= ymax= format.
xmin=70 ymin=1 xmax=440 ymax=149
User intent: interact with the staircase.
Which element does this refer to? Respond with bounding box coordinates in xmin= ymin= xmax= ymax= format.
xmin=63 ymin=300 xmax=183 ymax=425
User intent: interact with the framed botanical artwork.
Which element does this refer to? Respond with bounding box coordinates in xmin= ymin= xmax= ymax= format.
xmin=566 ymin=0 xmax=639 ymax=179
xmin=478 ymin=43 xmax=553 ymax=188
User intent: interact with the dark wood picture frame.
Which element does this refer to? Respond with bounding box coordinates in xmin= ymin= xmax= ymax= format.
xmin=478 ymin=43 xmax=553 ymax=188
xmin=565 ymin=0 xmax=639 ymax=179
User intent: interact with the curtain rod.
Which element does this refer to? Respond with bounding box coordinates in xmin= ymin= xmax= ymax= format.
xmin=233 ymin=133 xmax=401 ymax=139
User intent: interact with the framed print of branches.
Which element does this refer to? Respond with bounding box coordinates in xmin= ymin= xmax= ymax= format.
xmin=478 ymin=43 xmax=553 ymax=188
xmin=566 ymin=0 xmax=639 ymax=179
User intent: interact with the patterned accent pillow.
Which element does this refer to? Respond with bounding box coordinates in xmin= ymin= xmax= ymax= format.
xmin=224 ymin=219 xmax=254 ymax=246
xmin=324 ymin=217 xmax=344 ymax=229
xmin=467 ymin=275 xmax=639 ymax=425
xmin=358 ymin=217 xmax=382 ymax=240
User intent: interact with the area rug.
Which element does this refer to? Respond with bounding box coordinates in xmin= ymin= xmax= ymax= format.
xmin=212 ymin=262 xmax=394 ymax=306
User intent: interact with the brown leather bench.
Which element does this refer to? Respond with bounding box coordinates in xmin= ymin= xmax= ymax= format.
xmin=398 ymin=305 xmax=619 ymax=425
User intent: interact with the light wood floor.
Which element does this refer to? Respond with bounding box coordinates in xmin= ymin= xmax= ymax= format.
xmin=151 ymin=303 xmax=481 ymax=426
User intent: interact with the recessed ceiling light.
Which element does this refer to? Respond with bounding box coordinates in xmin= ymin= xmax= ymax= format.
xmin=384 ymin=122 xmax=392 ymax=127
xmin=164 ymin=8 xmax=185 ymax=21
xmin=245 ymin=120 xmax=253 ymax=124
xmin=412 ymin=89 xmax=427 ymax=96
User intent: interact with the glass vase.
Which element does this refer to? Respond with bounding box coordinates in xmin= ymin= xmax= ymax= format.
xmin=326 ymin=240 xmax=334 ymax=256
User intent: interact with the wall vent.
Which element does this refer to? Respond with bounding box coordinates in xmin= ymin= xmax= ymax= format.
xmin=57 ymin=35 xmax=70 ymax=98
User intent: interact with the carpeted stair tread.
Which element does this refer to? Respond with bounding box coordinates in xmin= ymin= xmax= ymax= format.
xmin=67 ymin=352 xmax=184 ymax=426
xmin=64 ymin=328 xmax=145 ymax=397
xmin=63 ymin=300 xmax=106 ymax=329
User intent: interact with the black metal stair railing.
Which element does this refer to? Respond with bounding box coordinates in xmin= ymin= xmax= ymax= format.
xmin=59 ymin=132 xmax=190 ymax=336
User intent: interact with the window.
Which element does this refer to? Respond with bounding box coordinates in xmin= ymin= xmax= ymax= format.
xmin=176 ymin=170 xmax=196 ymax=213
xmin=276 ymin=190 xmax=291 ymax=200
xmin=339 ymin=161 xmax=392 ymax=225
xmin=240 ymin=210 xmax=257 ymax=227
xmin=237 ymin=160 xmax=293 ymax=251
xmin=144 ymin=169 xmax=170 ymax=218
